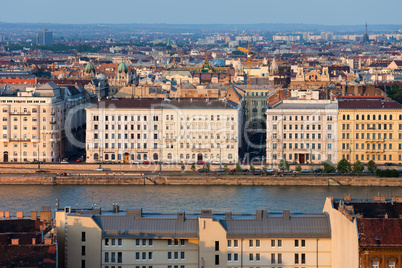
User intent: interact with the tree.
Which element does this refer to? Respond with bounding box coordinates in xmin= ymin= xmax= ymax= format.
xmin=278 ymin=159 xmax=289 ymax=172
xmin=295 ymin=165 xmax=302 ymax=173
xmin=235 ymin=162 xmax=242 ymax=172
xmin=250 ymin=164 xmax=255 ymax=173
xmin=352 ymin=160 xmax=364 ymax=175
xmin=191 ymin=164 xmax=195 ymax=172
xmin=367 ymin=160 xmax=377 ymax=173
xmin=204 ymin=163 xmax=210 ymax=172
xmin=337 ymin=158 xmax=351 ymax=174
xmin=223 ymin=165 xmax=229 ymax=172
xmin=262 ymin=165 xmax=268 ymax=173
xmin=181 ymin=165 xmax=185 ymax=172
xmin=323 ymin=160 xmax=336 ymax=173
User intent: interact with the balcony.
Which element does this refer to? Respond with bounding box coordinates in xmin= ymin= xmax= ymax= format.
xmin=365 ymin=149 xmax=384 ymax=153
xmin=10 ymin=138 xmax=31 ymax=142
xmin=9 ymin=112 xmax=31 ymax=116
xmin=50 ymin=121 xmax=57 ymax=125
xmin=192 ymin=148 xmax=211 ymax=152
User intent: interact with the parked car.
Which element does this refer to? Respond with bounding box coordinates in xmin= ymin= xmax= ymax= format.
xmin=253 ymin=168 xmax=262 ymax=175
xmin=266 ymin=168 xmax=275 ymax=173
xmin=211 ymin=161 xmax=221 ymax=165
xmin=229 ymin=169 xmax=236 ymax=172
xmin=76 ymin=159 xmax=82 ymax=163
xmin=142 ymin=160 xmax=150 ymax=165
xmin=385 ymin=162 xmax=394 ymax=166
xmin=313 ymin=168 xmax=323 ymax=173
xmin=242 ymin=169 xmax=250 ymax=172
xmin=130 ymin=160 xmax=141 ymax=164
xmin=197 ymin=168 xmax=207 ymax=173
xmin=301 ymin=169 xmax=311 ymax=173
xmin=61 ymin=159 xmax=69 ymax=164
xmin=35 ymin=170 xmax=49 ymax=174
xmin=215 ymin=168 xmax=225 ymax=172
xmin=197 ymin=161 xmax=205 ymax=165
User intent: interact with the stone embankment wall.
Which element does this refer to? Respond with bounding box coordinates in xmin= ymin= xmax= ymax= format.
xmin=0 ymin=175 xmax=400 ymax=186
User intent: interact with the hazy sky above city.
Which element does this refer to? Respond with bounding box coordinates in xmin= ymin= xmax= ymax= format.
xmin=2 ymin=0 xmax=402 ymax=25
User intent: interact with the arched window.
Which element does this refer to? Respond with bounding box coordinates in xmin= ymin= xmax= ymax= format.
xmin=144 ymin=154 xmax=147 ymax=160
xmin=111 ymin=154 xmax=115 ymax=160
xmin=153 ymin=153 xmax=158 ymax=160
xmin=186 ymin=154 xmax=190 ymax=159
xmin=168 ymin=153 xmax=172 ymax=159
xmin=131 ymin=154 xmax=134 ymax=160
xmin=94 ymin=153 xmax=98 ymax=160
xmin=180 ymin=154 xmax=184 ymax=159
xmin=137 ymin=154 xmax=141 ymax=160
xmin=192 ymin=154 xmax=195 ymax=159
xmin=118 ymin=154 xmax=121 ymax=160
xmin=228 ymin=154 xmax=233 ymax=159
xmin=252 ymin=108 xmax=258 ymax=113
xmin=105 ymin=154 xmax=109 ymax=160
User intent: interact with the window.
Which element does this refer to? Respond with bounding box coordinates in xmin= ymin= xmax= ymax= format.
xmin=105 ymin=252 xmax=109 ymax=263
xmin=278 ymin=253 xmax=282 ymax=264
xmin=227 ymin=253 xmax=232 ymax=261
xmin=249 ymin=240 xmax=253 ymax=247
xmin=111 ymin=252 xmax=116 ymax=263
xmin=234 ymin=253 xmax=238 ymax=261
xmin=249 ymin=253 xmax=253 ymax=261
xmin=388 ymin=262 xmax=395 ymax=268
xmin=271 ymin=239 xmax=275 ymax=247
xmin=301 ymin=239 xmax=305 ymax=247
xmin=81 ymin=245 xmax=86 ymax=256
xmin=215 ymin=255 xmax=219 ymax=265
xmin=118 ymin=239 xmax=122 ymax=246
xmin=174 ymin=252 xmax=179 ymax=260
xmin=256 ymin=253 xmax=260 ymax=261
xmin=215 ymin=241 xmax=219 ymax=251
xmin=136 ymin=239 xmax=140 ymax=246
xmin=227 ymin=240 xmax=232 ymax=247
xmin=149 ymin=239 xmax=153 ymax=246
xmin=118 ymin=252 xmax=122 ymax=263
xmin=295 ymin=239 xmax=299 ymax=247
xmin=256 ymin=239 xmax=260 ymax=247
xmin=301 ymin=253 xmax=306 ymax=264
xmin=278 ymin=239 xmax=282 ymax=247
xmin=167 ymin=252 xmax=172 ymax=260
xmin=142 ymin=239 xmax=147 ymax=246
xmin=111 ymin=239 xmax=115 ymax=246
xmin=105 ymin=239 xmax=109 ymax=246
xmin=271 ymin=253 xmax=276 ymax=264
xmin=295 ymin=253 xmax=299 ymax=264
xmin=234 ymin=240 xmax=238 ymax=247
xmin=81 ymin=260 xmax=85 ymax=268
xmin=81 ymin=232 xmax=86 ymax=242
xmin=180 ymin=252 xmax=185 ymax=260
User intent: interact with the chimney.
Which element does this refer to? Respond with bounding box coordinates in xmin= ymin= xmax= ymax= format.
xmin=283 ymin=210 xmax=290 ymax=220
xmin=201 ymin=209 xmax=212 ymax=216
xmin=93 ymin=207 xmax=101 ymax=216
xmin=225 ymin=212 xmax=232 ymax=220
xmin=5 ymin=211 xmax=9 ymax=218
xmin=32 ymin=238 xmax=36 ymax=244
xmin=11 ymin=239 xmax=19 ymax=245
xmin=177 ymin=211 xmax=185 ymax=222
xmin=126 ymin=208 xmax=142 ymax=218
xmin=343 ymin=194 xmax=352 ymax=201
xmin=0 ymin=212 xmax=4 ymax=217
xmin=31 ymin=211 xmax=38 ymax=220
xmin=112 ymin=203 xmax=120 ymax=213
xmin=40 ymin=211 xmax=51 ymax=222
xmin=16 ymin=211 xmax=23 ymax=218
xmin=256 ymin=210 xmax=264 ymax=221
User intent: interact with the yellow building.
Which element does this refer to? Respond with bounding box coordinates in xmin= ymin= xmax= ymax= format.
xmin=338 ymin=99 xmax=402 ymax=164
xmin=55 ymin=206 xmax=332 ymax=268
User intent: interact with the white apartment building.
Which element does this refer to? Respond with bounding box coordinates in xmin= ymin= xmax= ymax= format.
xmin=85 ymin=99 xmax=242 ymax=164
xmin=162 ymin=99 xmax=241 ymax=164
xmin=266 ymin=100 xmax=339 ymax=165
xmin=0 ymin=82 xmax=87 ymax=163
xmin=55 ymin=206 xmax=332 ymax=268
xmin=85 ymin=99 xmax=163 ymax=164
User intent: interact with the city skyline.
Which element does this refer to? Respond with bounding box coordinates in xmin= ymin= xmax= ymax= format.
xmin=2 ymin=0 xmax=402 ymax=25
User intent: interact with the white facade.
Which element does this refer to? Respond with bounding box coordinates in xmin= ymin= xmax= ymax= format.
xmin=266 ymin=100 xmax=339 ymax=165
xmin=0 ymin=82 xmax=87 ymax=163
xmin=85 ymin=99 xmax=242 ymax=164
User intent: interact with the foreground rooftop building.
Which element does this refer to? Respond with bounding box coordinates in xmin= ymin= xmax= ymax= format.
xmin=56 ymin=206 xmax=332 ymax=268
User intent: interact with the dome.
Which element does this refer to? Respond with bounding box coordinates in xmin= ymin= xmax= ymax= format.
xmin=212 ymin=58 xmax=225 ymax=67
xmin=85 ymin=62 xmax=95 ymax=74
xmin=118 ymin=62 xmax=128 ymax=73
xmin=97 ymin=73 xmax=108 ymax=81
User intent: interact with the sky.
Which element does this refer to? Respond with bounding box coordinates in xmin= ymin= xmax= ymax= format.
xmin=2 ymin=0 xmax=402 ymax=25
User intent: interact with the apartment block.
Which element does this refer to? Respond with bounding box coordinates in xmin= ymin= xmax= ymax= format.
xmin=55 ymin=206 xmax=332 ymax=268
xmin=85 ymin=98 xmax=242 ymax=164
xmin=0 ymin=82 xmax=87 ymax=162
xmin=266 ymin=99 xmax=339 ymax=165
xmin=338 ymin=99 xmax=402 ymax=164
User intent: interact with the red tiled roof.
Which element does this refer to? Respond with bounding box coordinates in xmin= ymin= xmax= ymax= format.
xmin=357 ymin=218 xmax=402 ymax=247
xmin=338 ymin=99 xmax=402 ymax=109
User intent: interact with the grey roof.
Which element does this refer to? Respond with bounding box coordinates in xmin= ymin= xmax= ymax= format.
xmin=272 ymin=101 xmax=338 ymax=110
xmin=222 ymin=213 xmax=331 ymax=239
xmin=93 ymin=215 xmax=199 ymax=239
xmin=165 ymin=99 xmax=239 ymax=109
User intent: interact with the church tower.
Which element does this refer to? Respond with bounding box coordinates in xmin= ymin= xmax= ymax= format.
xmin=363 ymin=23 xmax=369 ymax=43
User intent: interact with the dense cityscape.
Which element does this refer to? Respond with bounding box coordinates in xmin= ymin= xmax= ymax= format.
xmin=0 ymin=20 xmax=401 ymax=268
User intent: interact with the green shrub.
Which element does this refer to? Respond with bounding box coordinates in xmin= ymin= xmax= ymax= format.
xmin=375 ymin=169 xmax=399 ymax=177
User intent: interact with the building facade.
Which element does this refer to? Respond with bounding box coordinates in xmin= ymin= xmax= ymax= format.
xmin=55 ymin=206 xmax=332 ymax=268
xmin=337 ymin=99 xmax=402 ymax=164
xmin=85 ymin=99 xmax=241 ymax=164
xmin=0 ymin=82 xmax=87 ymax=163
xmin=266 ymin=100 xmax=339 ymax=165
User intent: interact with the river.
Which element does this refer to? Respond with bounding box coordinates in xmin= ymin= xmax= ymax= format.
xmin=1 ymin=185 xmax=401 ymax=214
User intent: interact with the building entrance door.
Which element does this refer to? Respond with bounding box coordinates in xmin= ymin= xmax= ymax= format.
xmin=197 ymin=153 xmax=203 ymax=161
xmin=299 ymin=154 xmax=305 ymax=164
xmin=124 ymin=153 xmax=129 ymax=163
xmin=3 ymin=152 xmax=8 ymax=162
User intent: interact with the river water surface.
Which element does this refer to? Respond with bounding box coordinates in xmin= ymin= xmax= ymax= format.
xmin=1 ymin=185 xmax=401 ymax=214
